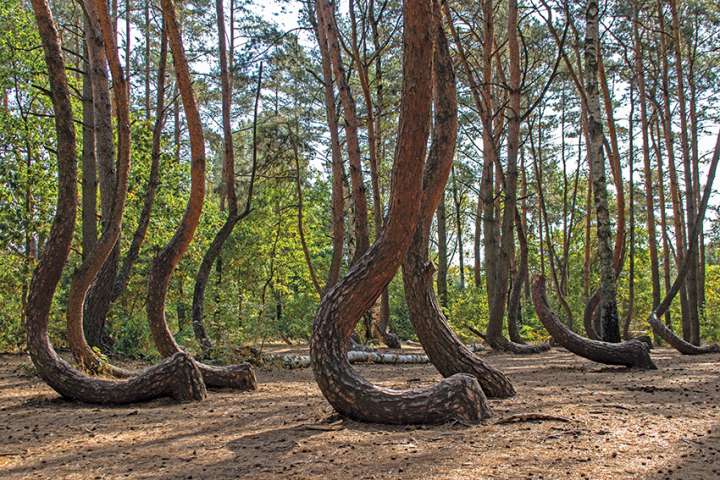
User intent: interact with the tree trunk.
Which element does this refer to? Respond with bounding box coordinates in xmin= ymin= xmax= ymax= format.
xmin=451 ymin=166 xmax=465 ymax=290
xmin=310 ymin=0 xmax=490 ymax=424
xmin=111 ymin=19 xmax=167 ymax=303
xmin=657 ymin=2 xmax=690 ymax=340
xmin=190 ymin=0 xmax=253 ymax=356
xmin=633 ymin=6 xmax=662 ymax=335
xmin=81 ymin=21 xmax=97 ymax=261
xmin=83 ymin=0 xmax=120 ymax=350
xmin=27 ymin=0 xmax=206 ymax=404
xmin=68 ymin=0 xmax=127 ymax=374
xmin=348 ymin=0 xmax=392 ymax=346
xmin=309 ymin=3 xmax=344 ymax=291
xmin=585 ymin=0 xmax=620 ymax=343
xmin=436 ymin=192 xmax=449 ymax=307
xmin=624 ymin=83 xmax=636 ymax=340
xmin=650 ymin=109 xmax=674 ymax=330
xmin=648 ymin=129 xmax=720 ymax=354
xmin=317 ymin=0 xmax=370 ymax=261
xmin=402 ymin=13 xmax=514 ymax=399
xmin=532 ymin=277 xmax=655 ymax=369
xmin=147 ymin=0 xmax=255 ymax=391
xmin=668 ymin=0 xmax=700 ymax=346
xmin=485 ymin=0 xmax=548 ymax=354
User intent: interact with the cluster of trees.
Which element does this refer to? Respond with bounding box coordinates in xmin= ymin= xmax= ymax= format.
xmin=2 ymin=0 xmax=720 ymax=420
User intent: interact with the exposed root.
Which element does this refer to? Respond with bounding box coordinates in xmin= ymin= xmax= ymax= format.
xmin=495 ymin=413 xmax=571 ymax=425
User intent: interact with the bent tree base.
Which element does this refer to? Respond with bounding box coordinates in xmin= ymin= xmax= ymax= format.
xmin=26 ymin=0 xmax=208 ymax=406
xmin=485 ymin=334 xmax=551 ymax=355
xmin=312 ymin=298 xmax=492 ymax=424
xmin=30 ymin=347 xmax=207 ymax=404
xmin=532 ymin=276 xmax=656 ymax=370
xmin=310 ymin=0 xmax=491 ymax=425
xmin=403 ymin=256 xmax=515 ymax=399
xmin=649 ymin=314 xmax=720 ymax=355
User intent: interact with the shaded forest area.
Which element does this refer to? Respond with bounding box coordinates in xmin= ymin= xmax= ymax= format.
xmin=1 ymin=0 xmax=720 ymax=477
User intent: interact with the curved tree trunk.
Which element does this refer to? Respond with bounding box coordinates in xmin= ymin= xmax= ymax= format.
xmin=27 ymin=0 xmax=206 ymax=404
xmin=147 ymin=0 xmax=255 ymax=391
xmin=649 ymin=315 xmax=719 ymax=355
xmin=190 ymin=21 xmax=262 ymax=356
xmin=189 ymin=0 xmax=244 ymax=355
xmin=648 ymin=128 xmax=720 ymax=355
xmin=66 ymin=0 xmax=133 ymax=375
xmin=401 ymin=14 xmax=515 ymax=399
xmin=531 ymin=277 xmax=656 ymax=369
xmin=310 ymin=0 xmax=491 ymax=425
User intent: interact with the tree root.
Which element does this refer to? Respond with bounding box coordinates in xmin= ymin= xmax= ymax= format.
xmin=494 ymin=413 xmax=571 ymax=425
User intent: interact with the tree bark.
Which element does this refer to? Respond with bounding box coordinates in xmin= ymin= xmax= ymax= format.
xmin=624 ymin=83 xmax=636 ymax=340
xmin=450 ymin=166 xmax=465 ymax=290
xmin=584 ymin=0 xmax=620 ymax=343
xmin=26 ymin=0 xmax=206 ymax=404
xmin=668 ymin=0 xmax=700 ymax=346
xmin=402 ymin=13 xmax=514 ymax=399
xmin=67 ymin=0 xmax=130 ymax=375
xmin=633 ymin=5 xmax=662 ymax=334
xmin=147 ymin=0 xmax=256 ymax=391
xmin=111 ymin=19 xmax=167 ymax=304
xmin=484 ymin=0 xmax=549 ymax=354
xmin=83 ymin=0 xmax=120 ymax=349
xmin=436 ymin=193 xmax=449 ymax=307
xmin=309 ymin=1 xmax=344 ymax=291
xmin=531 ymin=278 xmax=656 ymax=370
xmin=310 ymin=0 xmax=491 ymax=424
xmin=656 ymin=1 xmax=690 ymax=340
xmin=190 ymin=0 xmax=257 ymax=356
xmin=648 ymin=129 xmax=720 ymax=354
xmin=81 ymin=20 xmax=97 ymax=261
xmin=317 ymin=0 xmax=370 ymax=261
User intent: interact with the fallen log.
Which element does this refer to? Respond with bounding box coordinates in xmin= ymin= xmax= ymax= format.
xmin=272 ymin=351 xmax=431 ymax=370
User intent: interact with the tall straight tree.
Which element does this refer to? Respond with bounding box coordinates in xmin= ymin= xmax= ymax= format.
xmin=633 ymin=1 xmax=662 ymax=332
xmin=584 ymin=0 xmax=620 ymax=343
xmin=307 ymin=0 xmax=344 ymax=290
xmin=668 ymin=0 xmax=700 ymax=345
xmin=316 ymin=0 xmax=370 ymax=261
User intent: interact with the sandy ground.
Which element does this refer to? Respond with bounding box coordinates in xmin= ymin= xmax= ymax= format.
xmin=0 ymin=347 xmax=719 ymax=479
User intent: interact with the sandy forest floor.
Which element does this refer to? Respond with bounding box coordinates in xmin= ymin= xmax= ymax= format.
xmin=1 ymin=347 xmax=719 ymax=479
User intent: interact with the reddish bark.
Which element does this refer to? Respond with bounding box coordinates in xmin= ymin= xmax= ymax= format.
xmin=402 ymin=11 xmax=514 ymax=399
xmin=310 ymin=0 xmax=490 ymax=424
xmin=26 ymin=0 xmax=205 ymax=403
xmin=147 ymin=0 xmax=255 ymax=391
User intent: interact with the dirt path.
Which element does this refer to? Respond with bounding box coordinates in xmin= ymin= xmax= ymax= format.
xmin=1 ymin=348 xmax=718 ymax=479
